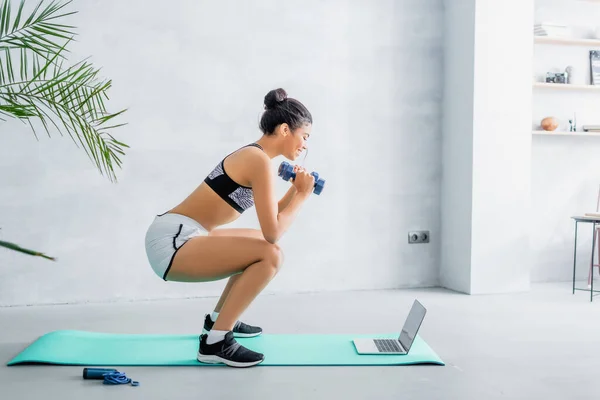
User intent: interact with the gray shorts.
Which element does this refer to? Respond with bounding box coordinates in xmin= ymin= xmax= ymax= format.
xmin=144 ymin=212 xmax=209 ymax=280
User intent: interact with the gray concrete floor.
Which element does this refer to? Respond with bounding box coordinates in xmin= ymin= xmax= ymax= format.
xmin=1 ymin=282 xmax=599 ymax=399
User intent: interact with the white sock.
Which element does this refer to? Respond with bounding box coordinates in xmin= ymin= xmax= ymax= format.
xmin=206 ymin=329 xmax=228 ymax=345
xmin=210 ymin=311 xmax=219 ymax=322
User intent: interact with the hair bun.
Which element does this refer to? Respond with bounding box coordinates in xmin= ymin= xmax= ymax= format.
xmin=264 ymin=88 xmax=288 ymax=110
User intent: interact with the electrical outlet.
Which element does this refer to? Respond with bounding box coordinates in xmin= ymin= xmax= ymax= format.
xmin=408 ymin=230 xmax=430 ymax=244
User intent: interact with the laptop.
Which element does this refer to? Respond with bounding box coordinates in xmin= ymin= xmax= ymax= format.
xmin=353 ymin=299 xmax=427 ymax=355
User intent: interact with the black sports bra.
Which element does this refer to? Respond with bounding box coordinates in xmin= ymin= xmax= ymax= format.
xmin=203 ymin=143 xmax=264 ymax=213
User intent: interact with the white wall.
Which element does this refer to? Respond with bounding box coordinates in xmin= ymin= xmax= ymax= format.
xmin=0 ymin=0 xmax=444 ymax=306
xmin=532 ymin=0 xmax=600 ymax=282
xmin=470 ymin=0 xmax=533 ymax=293
xmin=440 ymin=0 xmax=476 ymax=294
xmin=441 ymin=0 xmax=533 ymax=294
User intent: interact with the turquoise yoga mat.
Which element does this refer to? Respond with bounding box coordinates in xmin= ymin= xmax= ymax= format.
xmin=7 ymin=330 xmax=445 ymax=367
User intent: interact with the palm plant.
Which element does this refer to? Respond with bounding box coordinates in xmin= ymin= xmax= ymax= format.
xmin=0 ymin=0 xmax=128 ymax=261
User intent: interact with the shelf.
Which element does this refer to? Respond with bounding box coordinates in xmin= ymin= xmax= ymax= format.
xmin=533 ymin=130 xmax=600 ymax=137
xmin=533 ymin=82 xmax=600 ymax=90
xmin=534 ymin=36 xmax=600 ymax=46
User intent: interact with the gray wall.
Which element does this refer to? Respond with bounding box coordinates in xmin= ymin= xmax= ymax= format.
xmin=0 ymin=0 xmax=444 ymax=306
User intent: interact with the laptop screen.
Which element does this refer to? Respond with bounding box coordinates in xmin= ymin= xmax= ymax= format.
xmin=399 ymin=300 xmax=427 ymax=351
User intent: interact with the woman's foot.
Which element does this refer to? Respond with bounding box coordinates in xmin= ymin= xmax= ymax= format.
xmin=197 ymin=331 xmax=264 ymax=367
xmin=202 ymin=314 xmax=263 ymax=338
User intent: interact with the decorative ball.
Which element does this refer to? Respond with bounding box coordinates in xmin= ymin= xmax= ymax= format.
xmin=541 ymin=117 xmax=559 ymax=131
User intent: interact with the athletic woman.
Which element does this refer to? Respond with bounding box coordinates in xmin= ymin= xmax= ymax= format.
xmin=144 ymin=88 xmax=315 ymax=367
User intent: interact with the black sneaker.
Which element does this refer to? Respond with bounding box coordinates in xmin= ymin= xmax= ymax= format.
xmin=202 ymin=314 xmax=263 ymax=338
xmin=197 ymin=332 xmax=264 ymax=367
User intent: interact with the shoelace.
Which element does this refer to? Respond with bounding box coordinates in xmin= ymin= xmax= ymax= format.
xmin=221 ymin=341 xmax=241 ymax=358
xmin=234 ymin=321 xmax=255 ymax=332
xmin=103 ymin=371 xmax=139 ymax=387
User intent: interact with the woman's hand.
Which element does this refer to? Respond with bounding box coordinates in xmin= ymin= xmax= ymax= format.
xmin=291 ymin=166 xmax=315 ymax=194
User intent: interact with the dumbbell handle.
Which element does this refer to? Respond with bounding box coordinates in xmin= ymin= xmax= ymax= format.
xmin=288 ymin=171 xmax=318 ymax=182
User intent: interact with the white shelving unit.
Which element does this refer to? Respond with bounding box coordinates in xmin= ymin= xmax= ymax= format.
xmin=533 ymin=20 xmax=600 ymax=136
xmin=533 ymin=82 xmax=600 ymax=90
xmin=535 ymin=36 xmax=600 ymax=46
xmin=533 ymin=130 xmax=600 ymax=137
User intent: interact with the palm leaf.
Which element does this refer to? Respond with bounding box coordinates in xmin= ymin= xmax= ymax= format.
xmin=0 ymin=239 xmax=55 ymax=261
xmin=0 ymin=0 xmax=128 ymax=182
xmin=0 ymin=0 xmax=76 ymax=60
xmin=0 ymin=0 xmax=129 ymax=263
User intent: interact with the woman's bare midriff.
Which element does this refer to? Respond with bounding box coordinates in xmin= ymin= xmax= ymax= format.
xmin=168 ymin=148 xmax=258 ymax=232
xmin=169 ymin=183 xmax=242 ymax=232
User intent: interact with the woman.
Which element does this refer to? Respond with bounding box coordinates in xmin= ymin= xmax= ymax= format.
xmin=144 ymin=88 xmax=315 ymax=368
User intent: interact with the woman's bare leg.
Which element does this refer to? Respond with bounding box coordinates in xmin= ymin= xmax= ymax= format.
xmin=213 ymin=274 xmax=241 ymax=313
xmin=211 ymin=257 xmax=279 ymax=330
xmin=167 ymin=233 xmax=283 ymax=331
xmin=209 ymin=229 xmax=266 ymax=314
xmin=163 ymin=234 xmax=283 ymax=367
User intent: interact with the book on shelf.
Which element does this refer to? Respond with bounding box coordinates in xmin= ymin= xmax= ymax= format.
xmin=583 ymin=125 xmax=600 ymax=132
xmin=534 ymin=23 xmax=571 ymax=37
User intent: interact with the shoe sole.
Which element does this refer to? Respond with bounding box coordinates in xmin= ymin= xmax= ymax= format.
xmin=197 ymin=352 xmax=264 ymax=368
xmin=202 ymin=328 xmax=262 ymax=338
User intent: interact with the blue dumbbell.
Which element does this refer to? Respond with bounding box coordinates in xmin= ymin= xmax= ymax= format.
xmin=278 ymin=161 xmax=325 ymax=195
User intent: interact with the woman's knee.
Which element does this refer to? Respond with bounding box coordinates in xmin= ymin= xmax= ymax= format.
xmin=263 ymin=242 xmax=284 ymax=271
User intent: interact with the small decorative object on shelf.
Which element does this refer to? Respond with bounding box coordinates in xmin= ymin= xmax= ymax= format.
xmin=590 ymin=50 xmax=600 ymax=85
xmin=566 ymin=113 xmax=578 ymax=132
xmin=546 ymin=71 xmax=568 ymax=84
xmin=566 ymin=66 xmax=574 ymax=83
xmin=541 ymin=116 xmax=559 ymax=131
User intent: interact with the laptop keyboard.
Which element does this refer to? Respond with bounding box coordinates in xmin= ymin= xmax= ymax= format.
xmin=373 ymin=339 xmax=403 ymax=353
